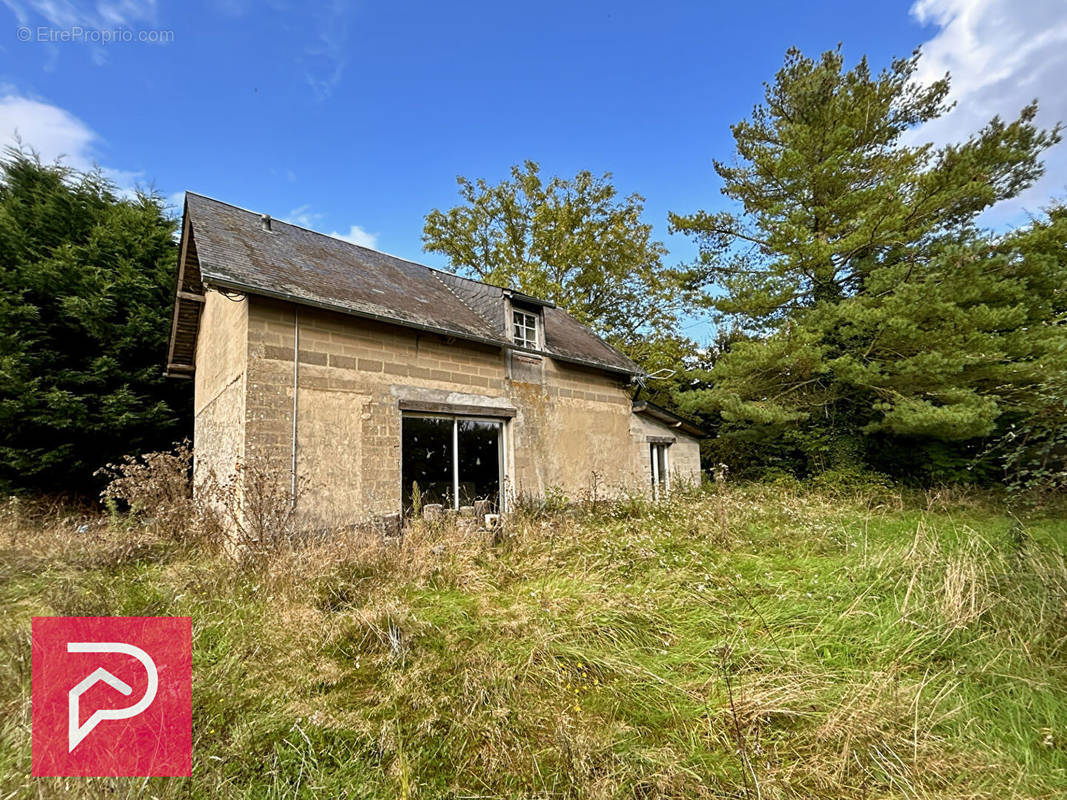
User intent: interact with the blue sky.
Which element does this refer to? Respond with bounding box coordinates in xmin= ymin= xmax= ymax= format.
xmin=2 ymin=0 xmax=1065 ymax=344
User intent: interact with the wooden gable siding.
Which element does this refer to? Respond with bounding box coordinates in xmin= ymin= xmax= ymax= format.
xmin=165 ymin=216 xmax=206 ymax=377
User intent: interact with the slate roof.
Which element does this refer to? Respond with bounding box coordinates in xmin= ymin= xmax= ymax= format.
xmin=167 ymin=193 xmax=641 ymax=377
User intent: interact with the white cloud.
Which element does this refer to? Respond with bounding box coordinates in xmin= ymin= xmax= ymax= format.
xmin=284 ymin=205 xmax=379 ymax=249
xmin=328 ymin=224 xmax=378 ymax=249
xmin=96 ymin=0 xmax=157 ymax=26
xmin=302 ymin=0 xmax=355 ymax=100
xmin=0 ymin=90 xmax=96 ymax=167
xmin=165 ymin=190 xmax=185 ymax=212
xmin=908 ymin=0 xmax=1067 ymax=224
xmin=3 ymin=0 xmax=163 ymax=65
xmin=5 ymin=1 xmax=347 ymax=95
xmin=0 ymin=89 xmax=148 ymax=198
xmin=2 ymin=0 xmax=157 ymax=28
xmin=283 ymin=204 xmax=323 ymax=229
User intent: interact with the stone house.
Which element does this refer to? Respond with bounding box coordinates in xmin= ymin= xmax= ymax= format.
xmin=165 ymin=193 xmax=702 ymax=528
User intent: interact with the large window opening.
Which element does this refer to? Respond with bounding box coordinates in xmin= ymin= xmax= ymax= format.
xmin=401 ymin=416 xmax=454 ymax=510
xmin=650 ymin=442 xmax=669 ymax=500
xmin=402 ymin=414 xmax=503 ymax=514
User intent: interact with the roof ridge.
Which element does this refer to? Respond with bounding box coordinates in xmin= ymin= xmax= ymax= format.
xmin=185 ymin=191 xmax=555 ymax=304
xmin=179 ymin=191 xmax=642 ymax=377
xmin=187 ymin=191 xmax=422 ymax=265
xmin=430 ymin=271 xmax=499 ymax=339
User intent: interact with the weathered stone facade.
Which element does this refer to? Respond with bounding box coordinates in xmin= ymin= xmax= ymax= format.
xmin=193 ymin=292 xmax=701 ymax=527
xmin=192 ymin=291 xmax=247 ymax=490
xmin=630 ymin=411 xmax=702 ymax=493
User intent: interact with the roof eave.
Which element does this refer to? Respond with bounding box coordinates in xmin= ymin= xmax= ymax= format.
xmin=540 ymin=348 xmax=640 ymax=378
xmin=202 ymin=275 xmax=640 ymax=378
xmin=505 ymin=288 xmax=557 ymax=309
xmin=203 ymin=275 xmax=508 ymax=349
xmin=632 ymin=400 xmax=707 ymax=438
xmin=164 ymin=202 xmax=202 ymax=378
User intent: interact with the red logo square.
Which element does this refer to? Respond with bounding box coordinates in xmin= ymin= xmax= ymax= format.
xmin=31 ymin=616 xmax=191 ymax=777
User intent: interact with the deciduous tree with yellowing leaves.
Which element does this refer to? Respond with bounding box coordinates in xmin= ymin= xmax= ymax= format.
xmin=423 ymin=161 xmax=705 ymax=371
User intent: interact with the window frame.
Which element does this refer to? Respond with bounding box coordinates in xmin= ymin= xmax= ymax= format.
xmin=650 ymin=442 xmax=670 ymax=500
xmin=401 ymin=412 xmax=508 ymax=514
xmin=512 ymin=308 xmax=539 ymax=349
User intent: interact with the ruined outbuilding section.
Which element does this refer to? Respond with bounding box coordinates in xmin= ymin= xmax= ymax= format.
xmin=167 ymin=193 xmax=703 ymax=528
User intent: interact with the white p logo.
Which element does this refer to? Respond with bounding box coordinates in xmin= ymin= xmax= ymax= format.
xmin=67 ymin=642 xmax=158 ymax=752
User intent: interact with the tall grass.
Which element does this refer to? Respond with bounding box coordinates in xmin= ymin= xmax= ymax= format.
xmin=1 ymin=483 xmax=1065 ymax=798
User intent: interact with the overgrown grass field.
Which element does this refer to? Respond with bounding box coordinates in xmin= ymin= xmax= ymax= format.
xmin=2 ymin=483 xmax=1065 ymax=798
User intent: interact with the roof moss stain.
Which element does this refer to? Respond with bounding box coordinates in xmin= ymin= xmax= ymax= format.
xmin=177 ymin=192 xmax=640 ymax=377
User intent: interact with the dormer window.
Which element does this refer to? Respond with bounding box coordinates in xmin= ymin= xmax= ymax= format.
xmin=512 ymin=309 xmax=538 ymax=349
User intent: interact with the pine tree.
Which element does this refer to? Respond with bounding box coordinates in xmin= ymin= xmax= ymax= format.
xmin=983 ymin=206 xmax=1067 ymax=490
xmin=0 ymin=150 xmax=190 ymax=493
xmin=670 ymin=47 xmax=1062 ymax=476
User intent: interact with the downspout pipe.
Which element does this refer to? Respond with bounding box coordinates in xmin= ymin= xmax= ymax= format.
xmin=291 ymin=305 xmax=299 ymax=507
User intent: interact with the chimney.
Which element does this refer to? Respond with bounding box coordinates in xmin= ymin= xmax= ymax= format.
xmin=260 ymin=214 xmax=272 ymax=232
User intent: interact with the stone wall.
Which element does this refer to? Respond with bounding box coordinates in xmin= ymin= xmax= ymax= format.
xmin=236 ymin=295 xmax=649 ymax=526
xmin=191 ymin=293 xmax=706 ymax=526
xmin=193 ymin=291 xmax=247 ymax=490
xmin=629 ymin=413 xmax=703 ymax=495
xmin=507 ymin=356 xmax=638 ymax=502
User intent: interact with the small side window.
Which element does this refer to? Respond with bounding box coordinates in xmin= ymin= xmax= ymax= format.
xmin=512 ymin=309 xmax=538 ymax=349
xmin=650 ymin=442 xmax=669 ymax=500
